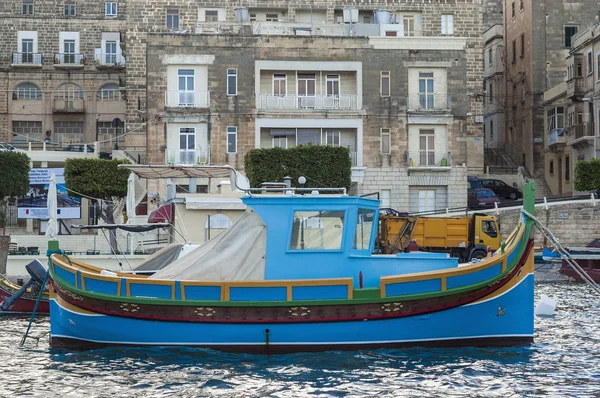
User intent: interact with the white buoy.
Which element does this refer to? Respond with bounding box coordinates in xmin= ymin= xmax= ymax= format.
xmin=534 ymin=294 xmax=557 ymax=316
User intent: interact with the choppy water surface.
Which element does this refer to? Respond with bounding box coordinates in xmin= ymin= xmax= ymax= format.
xmin=1 ymin=283 xmax=599 ymax=397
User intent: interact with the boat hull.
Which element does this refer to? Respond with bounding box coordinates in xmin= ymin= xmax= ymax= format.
xmin=0 ymin=279 xmax=49 ymax=315
xmin=559 ymin=260 xmax=600 ymax=282
xmin=50 ymin=270 xmax=534 ymax=352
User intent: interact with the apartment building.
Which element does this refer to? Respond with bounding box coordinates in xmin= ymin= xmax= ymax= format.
xmin=543 ymin=23 xmax=600 ymax=196
xmin=503 ymin=0 xmax=599 ymax=176
xmin=145 ymin=2 xmax=483 ymax=213
xmin=0 ymin=0 xmax=127 ymax=154
xmin=483 ymin=24 xmax=505 ymax=150
xmin=0 ymin=0 xmax=483 ymax=213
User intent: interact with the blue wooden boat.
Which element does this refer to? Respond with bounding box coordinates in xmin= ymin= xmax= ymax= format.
xmin=48 ymin=167 xmax=537 ymax=353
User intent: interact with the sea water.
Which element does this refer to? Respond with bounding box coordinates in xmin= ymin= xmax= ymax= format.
xmin=0 ymin=283 xmax=598 ymax=398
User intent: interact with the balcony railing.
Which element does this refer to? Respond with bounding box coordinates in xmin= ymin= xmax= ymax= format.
xmin=94 ymin=52 xmax=126 ymax=67
xmin=165 ymin=149 xmax=210 ymax=165
xmin=54 ymin=53 xmax=85 ymax=66
xmin=406 ymin=94 xmax=452 ymax=111
xmin=566 ymin=77 xmax=584 ymax=99
xmin=53 ymin=98 xmax=84 ymax=113
xmin=258 ymin=94 xmax=360 ymax=110
xmin=547 ymin=128 xmax=566 ymax=147
xmin=405 ymin=151 xmax=452 ymax=167
xmin=165 ymin=91 xmax=210 ymax=108
xmin=11 ymin=52 xmax=43 ymax=66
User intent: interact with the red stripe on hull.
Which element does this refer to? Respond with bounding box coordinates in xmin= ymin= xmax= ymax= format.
xmin=0 ymin=286 xmax=50 ymax=315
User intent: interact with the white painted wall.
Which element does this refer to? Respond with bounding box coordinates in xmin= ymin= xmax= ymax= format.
xmin=166 ymin=122 xmax=209 ymax=153
xmin=407 ymin=124 xmax=449 ymax=157
xmin=59 ymin=32 xmax=80 ymax=53
xmin=197 ymin=8 xmax=227 ymax=22
xmin=17 ymin=31 xmax=38 ymax=52
xmin=407 ymin=67 xmax=447 ymax=97
xmin=166 ymin=64 xmax=208 ymax=92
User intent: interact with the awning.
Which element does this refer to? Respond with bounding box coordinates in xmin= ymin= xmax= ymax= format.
xmin=148 ymin=203 xmax=173 ymax=223
xmin=119 ymin=164 xmax=250 ymax=191
xmin=185 ymin=197 xmax=246 ymax=210
xmin=74 ymin=223 xmax=171 ymax=232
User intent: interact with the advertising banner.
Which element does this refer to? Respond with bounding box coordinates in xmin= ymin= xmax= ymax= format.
xmin=17 ymin=168 xmax=81 ymax=219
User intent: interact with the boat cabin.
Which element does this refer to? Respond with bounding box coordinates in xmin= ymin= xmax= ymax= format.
xmin=243 ymin=194 xmax=459 ymax=288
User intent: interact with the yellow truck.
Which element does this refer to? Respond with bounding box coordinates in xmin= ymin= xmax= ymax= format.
xmin=378 ymin=213 xmax=502 ymax=262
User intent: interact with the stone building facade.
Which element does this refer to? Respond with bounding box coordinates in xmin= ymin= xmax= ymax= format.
xmin=503 ymin=0 xmax=599 ymax=177
xmin=0 ymin=0 xmax=127 ymax=153
xmin=0 ymin=0 xmax=483 ymax=213
xmin=542 ymin=22 xmax=600 ymax=196
xmin=147 ymin=6 xmax=483 ymax=213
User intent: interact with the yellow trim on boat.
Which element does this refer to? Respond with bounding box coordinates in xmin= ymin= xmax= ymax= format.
xmin=474 ymin=247 xmax=534 ymax=303
xmin=379 ymin=219 xmax=525 ymax=297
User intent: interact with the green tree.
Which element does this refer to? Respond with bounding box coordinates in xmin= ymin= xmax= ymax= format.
xmin=574 ymin=158 xmax=600 ymax=194
xmin=0 ymin=151 xmax=30 ymax=230
xmin=244 ymin=145 xmax=352 ymax=191
xmin=64 ymin=158 xmax=130 ymax=251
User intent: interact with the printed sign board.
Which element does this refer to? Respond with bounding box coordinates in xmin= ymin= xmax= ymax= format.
xmin=17 ymin=168 xmax=81 ymax=219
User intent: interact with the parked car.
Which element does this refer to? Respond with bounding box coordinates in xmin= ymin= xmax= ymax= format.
xmin=470 ymin=178 xmax=522 ymax=200
xmin=0 ymin=142 xmax=22 ymax=152
xmin=58 ymin=144 xmax=112 ymax=159
xmin=59 ymin=144 xmax=94 ymax=152
xmin=468 ymin=188 xmax=501 ymax=209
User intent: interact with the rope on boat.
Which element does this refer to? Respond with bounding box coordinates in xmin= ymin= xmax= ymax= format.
xmin=522 ymin=210 xmax=600 ymax=296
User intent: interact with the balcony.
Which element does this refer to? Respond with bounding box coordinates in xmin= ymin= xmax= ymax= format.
xmin=54 ymin=53 xmax=85 ymax=68
xmin=258 ymin=94 xmax=360 ymax=111
xmin=406 ymin=94 xmax=451 ymax=112
xmin=405 ymin=151 xmax=452 ymax=170
xmin=569 ymin=123 xmax=595 ymax=149
xmin=566 ymin=77 xmax=584 ymax=99
xmin=94 ymin=52 xmax=126 ymax=69
xmin=165 ymin=91 xmax=210 ymax=109
xmin=165 ymin=149 xmax=210 ymax=165
xmin=547 ymin=128 xmax=565 ymax=148
xmin=11 ymin=53 xmax=43 ymax=67
xmin=53 ymin=98 xmax=84 ymax=113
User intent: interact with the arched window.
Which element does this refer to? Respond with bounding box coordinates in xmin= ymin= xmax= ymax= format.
xmin=97 ymin=83 xmax=121 ymax=101
xmin=55 ymin=83 xmax=83 ymax=100
xmin=14 ymin=83 xmax=42 ymax=100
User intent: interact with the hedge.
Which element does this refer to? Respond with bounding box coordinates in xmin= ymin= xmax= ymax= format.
xmin=244 ymin=145 xmax=352 ymax=190
xmin=574 ymin=158 xmax=600 ymax=192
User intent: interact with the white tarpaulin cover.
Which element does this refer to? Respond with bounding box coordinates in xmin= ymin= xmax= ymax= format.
xmin=149 ymin=209 xmax=267 ymax=281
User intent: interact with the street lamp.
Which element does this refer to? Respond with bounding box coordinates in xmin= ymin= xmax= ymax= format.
xmin=298 ymin=176 xmax=306 ymax=195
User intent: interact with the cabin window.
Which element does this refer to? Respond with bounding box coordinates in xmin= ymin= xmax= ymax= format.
xmin=354 ymin=209 xmax=375 ymax=250
xmin=481 ymin=220 xmax=498 ymax=238
xmin=289 ymin=211 xmax=345 ymax=250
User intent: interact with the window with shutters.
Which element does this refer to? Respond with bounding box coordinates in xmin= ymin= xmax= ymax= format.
xmin=273 ymin=74 xmax=286 ymax=97
xmin=227 ymin=126 xmax=237 ymax=153
xmin=441 ymin=14 xmax=454 ymax=35
xmin=167 ymin=9 xmax=180 ymax=30
xmin=381 ymin=128 xmax=390 ymax=154
xmin=380 ymin=71 xmax=390 ymax=97
xmin=419 ymin=129 xmax=435 ymax=166
xmin=227 ymin=68 xmax=237 ymax=96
